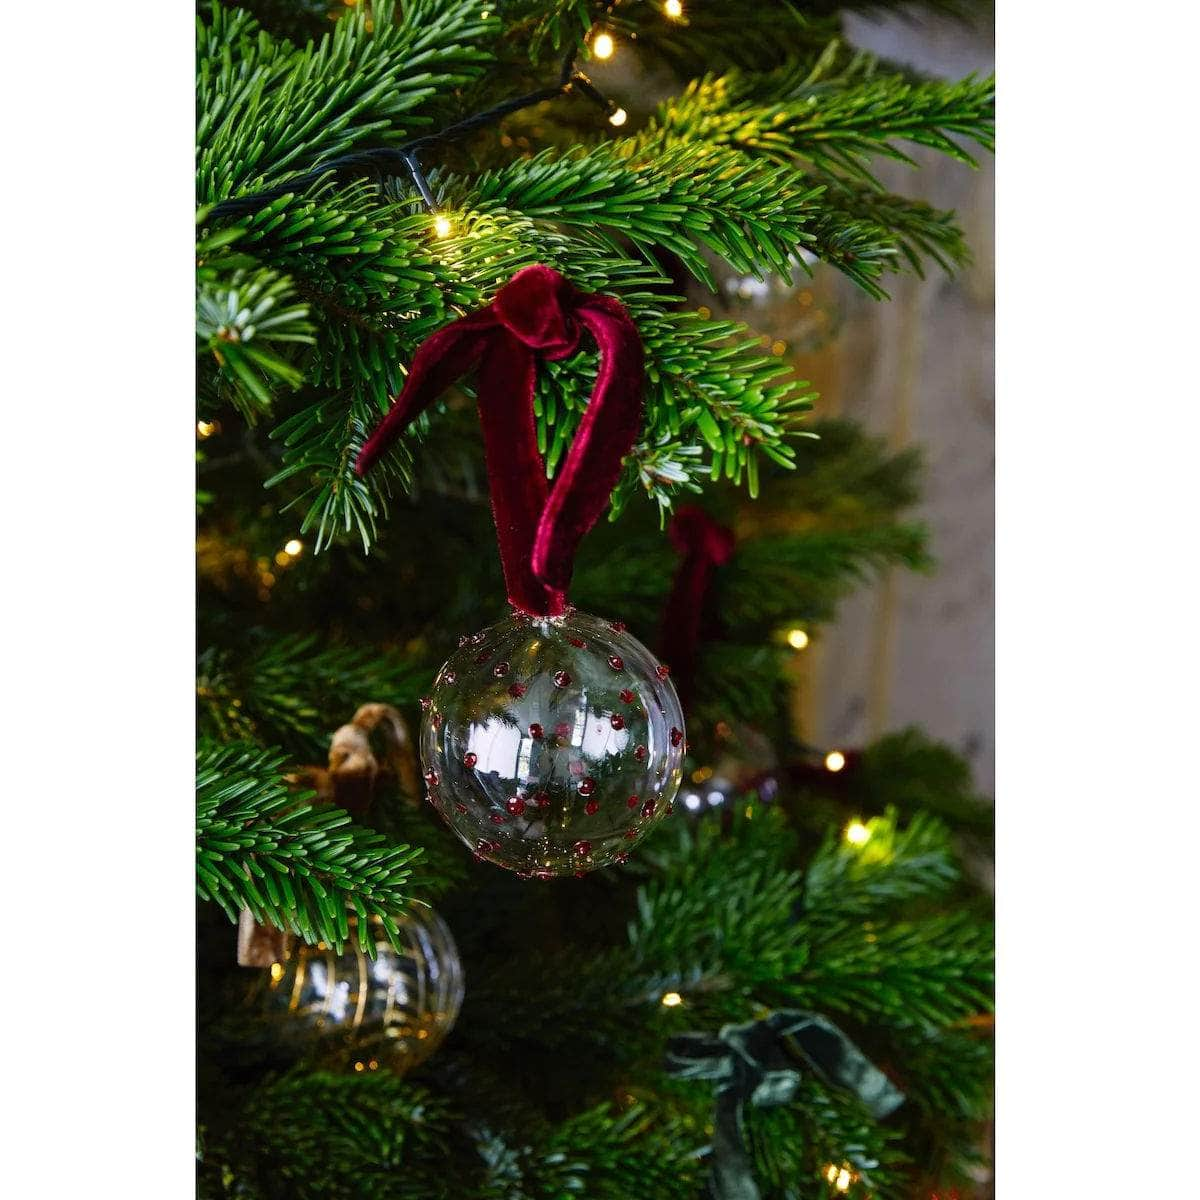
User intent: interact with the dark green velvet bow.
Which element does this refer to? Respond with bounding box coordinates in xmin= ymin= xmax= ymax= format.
xmin=665 ymin=1010 xmax=904 ymax=1200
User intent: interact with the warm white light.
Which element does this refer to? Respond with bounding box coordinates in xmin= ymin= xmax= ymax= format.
xmin=433 ymin=214 xmax=452 ymax=238
xmin=786 ymin=628 xmax=809 ymax=650
xmin=825 ymin=1164 xmax=840 ymax=1184
xmin=196 ymin=420 xmax=217 ymax=438
xmin=824 ymin=750 xmax=846 ymax=773
xmin=608 ymin=107 xmax=628 ymax=127
xmin=270 ymin=961 xmax=284 ymax=982
xmin=835 ymin=1167 xmax=852 ymax=1192
xmin=665 ymin=0 xmax=683 ymax=17
xmin=683 ymin=792 xmax=702 ymax=812
xmin=661 ymin=991 xmax=683 ymax=1007
xmin=845 ymin=820 xmax=871 ymax=846
xmin=283 ymin=538 xmax=303 ymax=557
xmin=593 ymin=31 xmax=615 ymax=59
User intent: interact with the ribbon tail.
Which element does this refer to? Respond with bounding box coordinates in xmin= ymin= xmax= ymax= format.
xmin=476 ymin=335 xmax=565 ymax=616
xmin=530 ymin=295 xmax=644 ymax=594
xmin=708 ymin=1088 xmax=761 ymax=1200
xmin=354 ymin=312 xmax=495 ymax=477
xmin=776 ymin=1011 xmax=905 ymax=1119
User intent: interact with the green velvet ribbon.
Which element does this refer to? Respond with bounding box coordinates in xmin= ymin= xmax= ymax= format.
xmin=665 ymin=1010 xmax=904 ymax=1200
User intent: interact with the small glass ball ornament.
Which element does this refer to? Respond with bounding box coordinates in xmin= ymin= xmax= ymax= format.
xmin=420 ymin=610 xmax=686 ymax=876
xmin=258 ymin=906 xmax=463 ymax=1075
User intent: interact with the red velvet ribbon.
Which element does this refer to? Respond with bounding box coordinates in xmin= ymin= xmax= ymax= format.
xmin=355 ymin=265 xmax=644 ymax=616
xmin=660 ymin=505 xmax=736 ymax=710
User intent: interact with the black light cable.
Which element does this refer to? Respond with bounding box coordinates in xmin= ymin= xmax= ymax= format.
xmin=206 ymin=50 xmax=623 ymax=222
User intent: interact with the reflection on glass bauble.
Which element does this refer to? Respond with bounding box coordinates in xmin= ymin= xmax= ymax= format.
xmin=258 ymin=907 xmax=463 ymax=1075
xmin=420 ymin=610 xmax=686 ymax=876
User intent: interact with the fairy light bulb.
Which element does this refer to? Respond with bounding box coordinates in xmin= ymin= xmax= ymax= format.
xmin=608 ymin=106 xmax=628 ymax=127
xmin=835 ymin=1167 xmax=852 ymax=1192
xmin=593 ymin=31 xmax=615 ymax=59
xmin=661 ymin=991 xmax=683 ymax=1007
xmin=845 ymin=820 xmax=871 ymax=847
xmin=283 ymin=538 xmax=303 ymax=557
xmin=433 ymin=214 xmax=452 ymax=238
xmin=824 ymin=749 xmax=846 ymax=773
xmin=786 ymin=628 xmax=809 ymax=650
xmin=665 ymin=0 xmax=683 ymax=17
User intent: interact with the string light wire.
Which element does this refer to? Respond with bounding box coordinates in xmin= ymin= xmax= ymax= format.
xmin=209 ymin=47 xmax=626 ymax=222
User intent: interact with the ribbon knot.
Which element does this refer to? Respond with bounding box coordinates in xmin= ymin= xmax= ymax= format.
xmin=491 ymin=264 xmax=582 ymax=358
xmin=666 ymin=1010 xmax=904 ymax=1200
xmin=356 ymin=265 xmax=644 ymax=615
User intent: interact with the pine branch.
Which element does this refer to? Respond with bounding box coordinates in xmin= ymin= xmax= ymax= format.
xmin=645 ymin=67 xmax=995 ymax=187
xmin=748 ymin=1077 xmax=913 ymax=1200
xmin=237 ymin=1071 xmax=465 ymax=1199
xmin=195 ymin=740 xmax=423 ymax=950
xmin=459 ymin=141 xmax=902 ymax=295
xmin=197 ymin=218 xmax=316 ymax=423
xmin=802 ymin=809 xmax=961 ymax=924
xmin=481 ymin=1103 xmax=703 ymax=1200
xmin=197 ymin=633 xmax=429 ymax=758
xmin=789 ymin=910 xmax=994 ymax=1030
xmin=196 ymin=1 xmax=497 ymax=203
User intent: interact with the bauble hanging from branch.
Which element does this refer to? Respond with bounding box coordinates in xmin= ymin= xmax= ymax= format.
xmin=356 ymin=265 xmax=686 ymax=876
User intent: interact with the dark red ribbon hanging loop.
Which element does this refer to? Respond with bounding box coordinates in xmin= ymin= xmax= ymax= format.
xmin=660 ymin=506 xmax=736 ymax=711
xmin=355 ymin=265 xmax=644 ymax=616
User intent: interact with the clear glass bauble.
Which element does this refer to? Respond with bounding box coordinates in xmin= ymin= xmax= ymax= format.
xmin=420 ymin=609 xmax=686 ymax=876
xmin=257 ymin=907 xmax=463 ymax=1074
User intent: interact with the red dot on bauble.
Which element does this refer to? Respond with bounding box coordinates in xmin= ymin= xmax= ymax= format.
xmin=507 ymin=796 xmax=526 ymax=815
xmin=463 ymin=752 xmax=477 ymax=768
xmin=656 ymin=664 xmax=670 ymax=679
xmin=568 ymin=636 xmax=586 ymax=648
xmin=641 ymin=798 xmax=657 ymax=818
xmin=634 ymin=746 xmax=647 ymax=762
xmin=419 ymin=696 xmax=431 ymax=711
xmin=424 ymin=769 xmax=439 ymax=785
xmin=585 ymin=799 xmax=599 ymax=815
xmin=444 ymin=669 xmax=457 ymax=684
xmin=553 ymin=670 xmax=572 ymax=688
xmin=619 ymin=689 xmax=635 ymax=705
xmin=508 ymin=682 xmax=527 ymax=698
xmin=529 ymin=723 xmax=544 ymax=739
xmin=455 ymin=802 xmax=467 ymax=814
xmin=610 ymin=713 xmax=625 ymax=730
xmin=627 ymin=794 xmax=639 ymax=809
xmin=555 ymin=721 xmax=572 ymax=739
xmin=578 ymin=778 xmax=596 ymax=796
xmin=534 ymin=791 xmax=551 ymax=809
xmin=624 ymin=829 xmax=637 ymax=840
xmin=670 ymin=727 xmax=683 ymax=747
xmin=610 ymin=621 xmax=627 ymax=632
xmin=493 ymin=660 xmax=510 ymax=677
xmin=573 ymin=840 xmax=592 ymax=856
xmin=607 ymin=654 xmax=624 ymax=671
xmin=490 ymin=813 xmax=505 ymax=824
xmin=431 ymin=713 xmax=442 ymax=730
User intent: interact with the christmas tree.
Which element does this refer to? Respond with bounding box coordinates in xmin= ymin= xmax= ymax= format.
xmin=196 ymin=2 xmax=994 ymax=1196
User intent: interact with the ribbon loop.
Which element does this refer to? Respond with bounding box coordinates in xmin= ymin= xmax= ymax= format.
xmin=355 ymin=265 xmax=644 ymax=616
